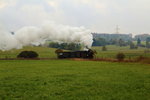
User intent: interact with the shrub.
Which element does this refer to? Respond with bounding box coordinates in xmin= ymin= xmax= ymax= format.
xmin=136 ymin=56 xmax=150 ymax=64
xmin=116 ymin=53 xmax=125 ymax=61
xmin=17 ymin=51 xmax=39 ymax=58
xmin=141 ymin=58 xmax=150 ymax=64
xmin=102 ymin=46 xmax=107 ymax=51
xmin=136 ymin=56 xmax=148 ymax=61
xmin=130 ymin=42 xmax=138 ymax=49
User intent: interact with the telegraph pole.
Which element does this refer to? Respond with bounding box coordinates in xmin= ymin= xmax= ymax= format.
xmin=115 ymin=25 xmax=120 ymax=34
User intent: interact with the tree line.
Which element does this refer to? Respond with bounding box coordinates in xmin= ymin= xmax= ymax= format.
xmin=48 ymin=42 xmax=82 ymax=51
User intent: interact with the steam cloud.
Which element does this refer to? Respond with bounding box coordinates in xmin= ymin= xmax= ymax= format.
xmin=0 ymin=22 xmax=93 ymax=51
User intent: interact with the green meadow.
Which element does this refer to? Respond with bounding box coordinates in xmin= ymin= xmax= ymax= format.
xmin=0 ymin=46 xmax=150 ymax=100
xmin=0 ymin=60 xmax=150 ymax=100
xmin=93 ymin=45 xmax=150 ymax=59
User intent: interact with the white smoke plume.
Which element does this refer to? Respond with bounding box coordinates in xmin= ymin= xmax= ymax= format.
xmin=0 ymin=22 xmax=93 ymax=51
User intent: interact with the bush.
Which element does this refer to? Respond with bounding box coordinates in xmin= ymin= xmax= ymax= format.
xmin=136 ymin=56 xmax=150 ymax=64
xmin=102 ymin=46 xmax=107 ymax=51
xmin=136 ymin=56 xmax=146 ymax=61
xmin=17 ymin=51 xmax=39 ymax=58
xmin=130 ymin=42 xmax=138 ymax=49
xmin=116 ymin=53 xmax=125 ymax=61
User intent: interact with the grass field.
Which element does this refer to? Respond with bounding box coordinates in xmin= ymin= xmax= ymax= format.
xmin=93 ymin=45 xmax=150 ymax=59
xmin=0 ymin=45 xmax=150 ymax=59
xmin=0 ymin=60 xmax=150 ymax=100
xmin=0 ymin=46 xmax=57 ymax=59
xmin=0 ymin=46 xmax=150 ymax=100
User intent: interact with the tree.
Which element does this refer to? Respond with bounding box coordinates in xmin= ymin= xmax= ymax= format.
xmin=49 ymin=42 xmax=81 ymax=50
xmin=17 ymin=51 xmax=39 ymax=58
xmin=109 ymin=39 xmax=118 ymax=45
xmin=116 ymin=53 xmax=125 ymax=61
xmin=49 ymin=42 xmax=60 ymax=48
xmin=137 ymin=38 xmax=141 ymax=46
xmin=146 ymin=37 xmax=150 ymax=48
xmin=130 ymin=42 xmax=138 ymax=49
xmin=118 ymin=39 xmax=126 ymax=47
xmin=92 ymin=38 xmax=107 ymax=46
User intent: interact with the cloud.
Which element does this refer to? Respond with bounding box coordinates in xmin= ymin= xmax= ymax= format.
xmin=0 ymin=0 xmax=17 ymax=9
xmin=0 ymin=0 xmax=150 ymax=34
xmin=0 ymin=2 xmax=7 ymax=8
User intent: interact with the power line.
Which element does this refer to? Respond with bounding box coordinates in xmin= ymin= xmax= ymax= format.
xmin=115 ymin=25 xmax=120 ymax=34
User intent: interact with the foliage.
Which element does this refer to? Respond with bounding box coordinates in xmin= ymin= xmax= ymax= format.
xmin=130 ymin=42 xmax=138 ymax=49
xmin=49 ymin=42 xmax=60 ymax=48
xmin=17 ymin=51 xmax=39 ymax=58
xmin=146 ymin=37 xmax=150 ymax=42
xmin=118 ymin=39 xmax=127 ymax=47
xmin=92 ymin=38 xmax=108 ymax=46
xmin=92 ymin=37 xmax=129 ymax=47
xmin=136 ymin=56 xmax=150 ymax=64
xmin=116 ymin=53 xmax=125 ymax=61
xmin=137 ymin=38 xmax=141 ymax=46
xmin=49 ymin=42 xmax=81 ymax=50
xmin=134 ymin=34 xmax=150 ymax=41
xmin=146 ymin=37 xmax=150 ymax=48
xmin=109 ymin=39 xmax=118 ymax=45
xmin=136 ymin=55 xmax=146 ymax=61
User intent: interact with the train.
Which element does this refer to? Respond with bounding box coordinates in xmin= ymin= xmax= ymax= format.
xmin=56 ymin=49 xmax=95 ymax=59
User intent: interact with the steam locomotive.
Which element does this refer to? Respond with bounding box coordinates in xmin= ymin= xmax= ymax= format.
xmin=56 ymin=49 xmax=95 ymax=59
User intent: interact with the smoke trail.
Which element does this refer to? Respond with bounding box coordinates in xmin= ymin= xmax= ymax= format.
xmin=0 ymin=22 xmax=93 ymax=51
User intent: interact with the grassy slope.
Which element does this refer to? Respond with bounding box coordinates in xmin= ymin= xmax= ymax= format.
xmin=0 ymin=46 xmax=57 ymax=59
xmin=0 ymin=60 xmax=149 ymax=100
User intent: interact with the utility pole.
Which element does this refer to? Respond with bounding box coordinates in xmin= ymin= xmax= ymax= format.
xmin=115 ymin=25 xmax=120 ymax=34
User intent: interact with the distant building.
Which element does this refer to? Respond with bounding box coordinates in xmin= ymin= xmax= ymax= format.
xmin=134 ymin=34 xmax=150 ymax=41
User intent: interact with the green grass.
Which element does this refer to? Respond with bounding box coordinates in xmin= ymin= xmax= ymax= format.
xmin=0 ymin=46 xmax=150 ymax=99
xmin=0 ymin=46 xmax=57 ymax=59
xmin=133 ymin=41 xmax=146 ymax=45
xmin=0 ymin=60 xmax=150 ymax=100
xmin=92 ymin=45 xmax=150 ymax=59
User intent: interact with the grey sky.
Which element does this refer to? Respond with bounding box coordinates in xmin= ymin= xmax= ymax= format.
xmin=0 ymin=0 xmax=150 ymax=34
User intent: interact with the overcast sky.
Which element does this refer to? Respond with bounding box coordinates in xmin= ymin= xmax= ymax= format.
xmin=0 ymin=0 xmax=150 ymax=34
